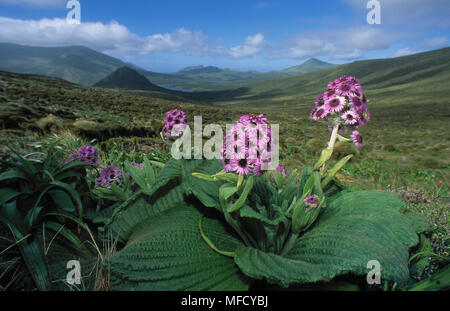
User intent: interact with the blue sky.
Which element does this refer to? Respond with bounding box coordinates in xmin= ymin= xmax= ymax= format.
xmin=0 ymin=0 xmax=448 ymax=72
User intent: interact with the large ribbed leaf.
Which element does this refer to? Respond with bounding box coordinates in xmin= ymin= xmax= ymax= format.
xmin=108 ymin=181 xmax=185 ymax=241
xmin=109 ymin=204 xmax=250 ymax=291
xmin=45 ymin=234 xmax=98 ymax=291
xmin=106 ymin=159 xmax=220 ymax=241
xmin=234 ymin=191 xmax=423 ymax=287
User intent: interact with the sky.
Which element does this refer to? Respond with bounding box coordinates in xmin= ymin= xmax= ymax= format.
xmin=0 ymin=0 xmax=448 ymax=73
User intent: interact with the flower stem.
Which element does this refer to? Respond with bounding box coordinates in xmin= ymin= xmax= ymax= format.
xmin=328 ymin=124 xmax=340 ymax=149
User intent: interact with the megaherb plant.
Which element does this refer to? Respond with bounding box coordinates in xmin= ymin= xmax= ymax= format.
xmin=105 ymin=80 xmax=429 ymax=290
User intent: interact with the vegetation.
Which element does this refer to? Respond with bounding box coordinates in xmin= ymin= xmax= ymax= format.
xmin=0 ymin=47 xmax=448 ymax=291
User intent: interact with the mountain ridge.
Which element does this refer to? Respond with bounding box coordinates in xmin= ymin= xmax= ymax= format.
xmin=0 ymin=43 xmax=335 ymax=88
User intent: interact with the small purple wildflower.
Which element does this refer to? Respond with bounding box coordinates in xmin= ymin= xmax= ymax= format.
xmin=66 ymin=145 xmax=98 ymax=165
xmin=95 ymin=166 xmax=124 ymax=189
xmin=276 ymin=164 xmax=290 ymax=177
xmin=304 ymin=194 xmax=319 ymax=212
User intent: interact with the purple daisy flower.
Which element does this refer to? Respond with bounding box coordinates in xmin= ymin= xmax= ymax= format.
xmin=315 ymin=94 xmax=326 ymax=107
xmin=357 ymin=109 xmax=371 ymax=126
xmin=337 ymin=83 xmax=354 ymax=97
xmin=351 ymin=131 xmax=364 ymax=148
xmin=314 ymin=107 xmax=330 ymax=120
xmin=231 ymin=158 xmax=254 ymax=176
xmin=350 ymin=96 xmax=366 ymax=111
xmin=342 ymin=110 xmax=359 ymax=125
xmin=323 ymin=88 xmax=337 ymax=100
xmin=325 ymin=96 xmax=346 ymax=113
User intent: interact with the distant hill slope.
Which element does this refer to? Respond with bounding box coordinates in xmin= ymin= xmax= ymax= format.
xmin=0 ymin=43 xmax=335 ymax=89
xmin=278 ymin=58 xmax=336 ymax=76
xmin=94 ymin=66 xmax=167 ymax=92
xmin=0 ymin=43 xmax=129 ymax=86
xmin=177 ymin=65 xmax=224 ymax=75
xmin=212 ymin=47 xmax=450 ymax=107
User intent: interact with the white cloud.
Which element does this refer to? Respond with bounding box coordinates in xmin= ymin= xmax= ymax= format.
xmin=215 ymin=33 xmax=267 ymax=58
xmin=278 ymin=26 xmax=403 ymax=60
xmin=0 ymin=0 xmax=65 ymax=7
xmin=0 ymin=16 xmax=268 ymax=60
xmin=0 ymin=17 xmax=208 ymax=57
xmin=421 ymin=37 xmax=448 ymax=49
xmin=391 ymin=47 xmax=420 ymax=58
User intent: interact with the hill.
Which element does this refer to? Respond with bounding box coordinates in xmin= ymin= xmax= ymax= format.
xmin=94 ymin=66 xmax=166 ymax=92
xmin=209 ymin=47 xmax=450 ymax=107
xmin=278 ymin=58 xmax=336 ymax=76
xmin=177 ymin=65 xmax=224 ymax=75
xmin=0 ymin=43 xmax=129 ymax=86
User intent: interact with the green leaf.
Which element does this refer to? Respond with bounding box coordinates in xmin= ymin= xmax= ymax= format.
xmin=0 ymin=202 xmax=52 ymax=290
xmin=0 ymin=188 xmax=21 ymax=205
xmin=125 ymin=161 xmax=151 ymax=194
xmin=314 ymin=147 xmax=334 ymax=170
xmin=234 ymin=191 xmax=422 ymax=287
xmin=407 ymin=265 xmax=450 ymax=291
xmin=48 ymin=189 xmax=76 ymax=213
xmin=219 ymin=183 xmax=239 ymax=206
xmin=228 ymin=175 xmax=254 ymax=213
xmin=239 ymin=205 xmax=285 ymax=226
xmin=322 ymin=155 xmax=353 ymax=187
xmin=108 ymin=183 xmax=185 ymax=241
xmin=109 ymin=204 xmax=250 ymax=291
xmin=44 ymin=221 xmax=91 ymax=257
xmin=147 ymin=158 xmax=182 ymax=196
xmin=185 ymin=159 xmax=223 ymax=209
xmin=0 ymin=169 xmax=27 ymax=182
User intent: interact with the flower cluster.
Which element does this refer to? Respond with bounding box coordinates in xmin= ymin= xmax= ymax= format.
xmin=304 ymin=194 xmax=319 ymax=212
xmin=95 ymin=165 xmax=123 ymax=189
xmin=311 ymin=75 xmax=370 ymax=147
xmin=66 ymin=145 xmax=99 ymax=165
xmin=221 ymin=114 xmax=273 ymax=176
xmin=161 ymin=109 xmax=189 ymax=139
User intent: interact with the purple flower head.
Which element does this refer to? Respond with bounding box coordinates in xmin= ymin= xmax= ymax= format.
xmin=312 ymin=76 xmax=370 ymax=134
xmin=222 ymin=114 xmax=273 ymax=176
xmin=275 ymin=164 xmax=290 ymax=177
xmin=304 ymin=194 xmax=319 ymax=211
xmin=66 ymin=145 xmax=98 ymax=165
xmin=95 ymin=166 xmax=124 ymax=189
xmin=162 ymin=109 xmax=189 ymax=139
xmin=342 ymin=110 xmax=359 ymax=125
xmin=351 ymin=131 xmax=364 ymax=148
